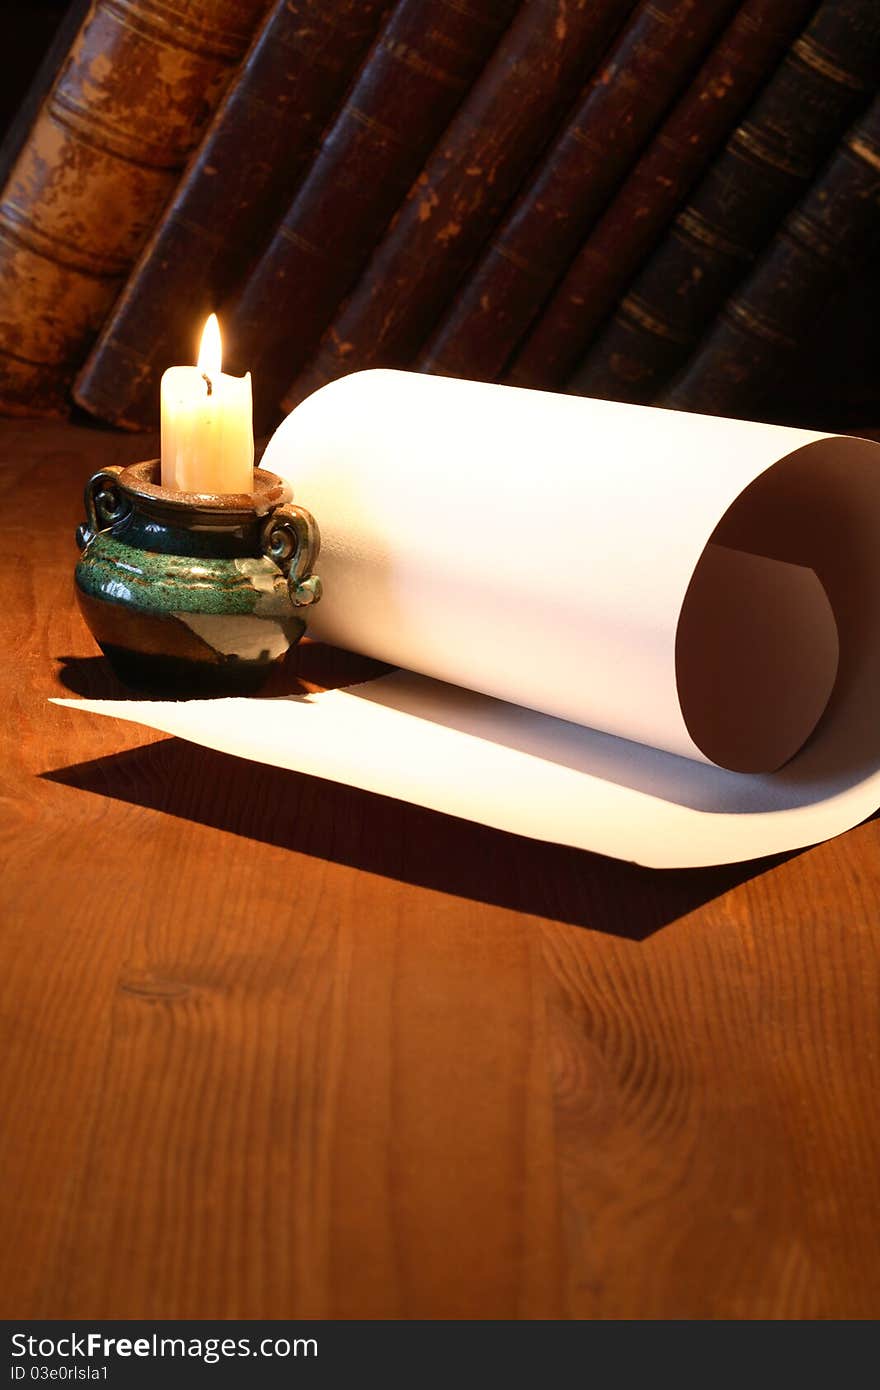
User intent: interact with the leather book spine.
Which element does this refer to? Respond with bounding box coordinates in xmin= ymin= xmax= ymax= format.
xmin=73 ymin=0 xmax=391 ymax=430
xmin=660 ymin=95 xmax=880 ymax=417
xmin=417 ymin=0 xmax=742 ymax=384
xmin=0 ymin=0 xmax=270 ymax=417
xmin=506 ymin=0 xmax=819 ymax=390
xmin=225 ymin=0 xmax=522 ymax=429
xmin=282 ymin=0 xmax=640 ymax=413
xmin=568 ymin=0 xmax=880 ymax=404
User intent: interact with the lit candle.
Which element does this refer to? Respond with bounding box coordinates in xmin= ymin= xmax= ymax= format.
xmin=160 ymin=313 xmax=255 ymax=493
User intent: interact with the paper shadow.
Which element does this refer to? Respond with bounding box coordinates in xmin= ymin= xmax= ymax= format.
xmin=42 ymin=736 xmax=802 ymax=940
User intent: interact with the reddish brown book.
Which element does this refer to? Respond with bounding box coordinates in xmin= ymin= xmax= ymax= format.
xmin=283 ymin=0 xmax=639 ymax=413
xmin=74 ymin=0 xmax=391 ymax=430
xmin=225 ymin=0 xmax=522 ymax=429
xmin=417 ymin=0 xmax=741 ymax=384
xmin=660 ymin=94 xmax=880 ymax=417
xmin=507 ymin=0 xmax=819 ymax=391
xmin=568 ymin=0 xmax=880 ymax=405
xmin=0 ymin=0 xmax=271 ymax=417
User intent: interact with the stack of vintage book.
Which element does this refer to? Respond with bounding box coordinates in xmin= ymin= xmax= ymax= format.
xmin=0 ymin=0 xmax=878 ymax=432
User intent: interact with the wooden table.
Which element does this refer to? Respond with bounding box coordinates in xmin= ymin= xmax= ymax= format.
xmin=2 ymin=417 xmax=879 ymax=1321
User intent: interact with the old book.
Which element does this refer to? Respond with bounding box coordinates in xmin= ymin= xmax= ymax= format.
xmin=507 ymin=0 xmax=819 ymax=391
xmin=767 ymin=258 xmax=880 ymax=433
xmin=568 ymin=0 xmax=880 ymax=405
xmin=417 ymin=0 xmax=742 ymax=384
xmin=0 ymin=0 xmax=91 ymax=191
xmin=224 ymin=0 xmax=522 ymax=429
xmin=74 ymin=0 xmax=392 ymax=431
xmin=660 ymin=95 xmax=880 ymax=417
xmin=0 ymin=0 xmax=270 ymax=418
xmin=283 ymin=0 xmax=639 ymax=414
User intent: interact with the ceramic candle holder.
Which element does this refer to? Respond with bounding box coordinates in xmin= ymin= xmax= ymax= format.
xmin=74 ymin=459 xmax=322 ymax=695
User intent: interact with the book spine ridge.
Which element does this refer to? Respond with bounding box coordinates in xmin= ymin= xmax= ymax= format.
xmin=0 ymin=208 xmax=126 ymax=279
xmin=104 ymin=0 xmax=260 ymax=59
xmin=45 ymin=92 xmax=186 ymax=171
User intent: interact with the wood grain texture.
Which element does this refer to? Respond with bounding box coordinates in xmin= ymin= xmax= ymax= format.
xmin=1 ymin=419 xmax=879 ymax=1319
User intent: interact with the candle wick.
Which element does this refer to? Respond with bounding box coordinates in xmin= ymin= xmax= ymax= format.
xmin=202 ymin=372 xmax=213 ymax=397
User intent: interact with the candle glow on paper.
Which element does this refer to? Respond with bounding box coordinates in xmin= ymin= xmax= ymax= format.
xmin=160 ymin=314 xmax=254 ymax=494
xmin=58 ymin=372 xmax=880 ymax=869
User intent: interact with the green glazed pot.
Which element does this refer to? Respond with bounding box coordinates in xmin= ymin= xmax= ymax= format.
xmin=75 ymin=459 xmax=322 ymax=695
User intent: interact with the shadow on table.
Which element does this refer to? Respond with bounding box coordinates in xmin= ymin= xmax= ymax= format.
xmin=43 ymin=729 xmax=802 ymax=941
xmin=55 ymin=646 xmax=391 ymax=700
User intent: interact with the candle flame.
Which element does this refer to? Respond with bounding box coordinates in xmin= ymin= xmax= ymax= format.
xmin=197 ymin=313 xmax=222 ymax=376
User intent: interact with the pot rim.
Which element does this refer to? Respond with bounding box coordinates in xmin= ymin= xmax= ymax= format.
xmin=118 ymin=459 xmax=292 ymax=519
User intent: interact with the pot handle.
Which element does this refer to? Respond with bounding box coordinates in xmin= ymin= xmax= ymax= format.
xmin=76 ymin=465 xmax=130 ymax=550
xmin=261 ymin=504 xmax=322 ymax=608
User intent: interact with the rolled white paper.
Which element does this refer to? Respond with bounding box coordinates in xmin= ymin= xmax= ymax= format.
xmin=60 ymin=371 xmax=880 ymax=867
xmin=264 ymin=372 xmax=849 ymax=775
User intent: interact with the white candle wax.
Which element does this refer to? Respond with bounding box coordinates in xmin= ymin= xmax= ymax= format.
xmin=160 ymin=314 xmax=255 ymax=493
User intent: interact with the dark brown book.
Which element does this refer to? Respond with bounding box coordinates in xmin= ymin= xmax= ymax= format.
xmin=660 ymin=94 xmax=880 ymax=418
xmin=74 ymin=0 xmax=391 ymax=430
xmin=283 ymin=0 xmax=639 ymax=413
xmin=568 ymin=0 xmax=880 ymax=405
xmin=766 ymin=257 xmax=880 ymax=433
xmin=0 ymin=0 xmax=271 ymax=418
xmin=507 ymin=0 xmax=819 ymax=391
xmin=224 ymin=0 xmax=522 ymax=428
xmin=417 ymin=0 xmax=741 ymax=384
